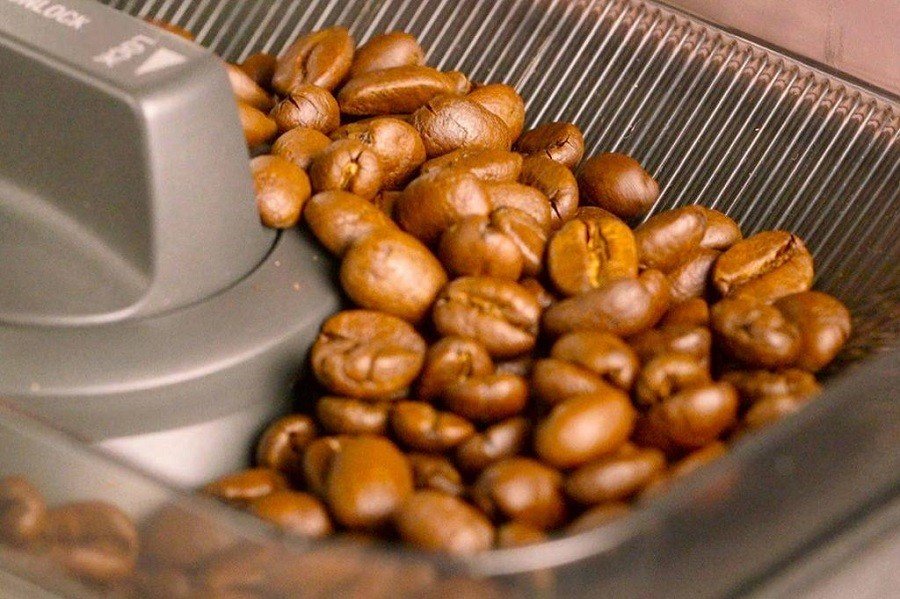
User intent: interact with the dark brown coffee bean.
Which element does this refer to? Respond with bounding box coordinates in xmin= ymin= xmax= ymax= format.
xmin=303 ymin=190 xmax=395 ymax=255
xmin=408 ymin=454 xmax=465 ymax=496
xmin=494 ymin=355 xmax=534 ymax=377
xmin=0 ymin=476 xmax=45 ymax=545
xmin=566 ymin=502 xmax=630 ymax=533
xmin=421 ymin=148 xmax=523 ymax=182
xmin=331 ymin=117 xmax=427 ymax=189
xmin=323 ymin=436 xmax=414 ymax=530
xmin=543 ymin=269 xmax=671 ymax=337
xmin=438 ymin=215 xmax=524 ymax=280
xmin=238 ymin=101 xmax=278 ymax=148
xmin=271 ymin=126 xmax=331 ymax=170
xmin=203 ymin=469 xmax=288 ymax=509
xmin=634 ymin=206 xmax=708 ymax=271
xmin=350 ymin=32 xmax=424 ymax=77
xmin=396 ymin=168 xmax=491 ymax=244
xmin=577 ymin=153 xmax=659 ymax=219
xmin=412 ymin=94 xmax=512 ymax=157
xmin=534 ymin=390 xmax=636 ymax=468
xmin=45 ymin=502 xmax=139 ymax=583
xmin=391 ymin=401 xmax=476 ymax=451
xmin=417 ymin=336 xmax=494 ymax=401
xmin=226 ymin=63 xmax=274 ymax=111
xmin=713 ymin=231 xmax=814 ymax=303
xmin=721 ymin=368 xmax=821 ymax=406
xmin=249 ymin=490 xmax=333 ymax=538
xmin=340 ymin=229 xmax=448 ymax=323
xmin=711 ymin=297 xmax=802 ymax=368
xmin=661 ymin=298 xmax=710 ymax=327
xmin=743 ymin=394 xmax=813 ymax=430
xmin=309 ymin=139 xmax=383 ymax=200
xmin=519 ymin=155 xmax=579 ymax=229
xmin=316 ymin=397 xmax=391 ymax=435
xmin=395 ymin=491 xmax=494 ymax=554
xmin=629 ymin=323 xmax=712 ymax=365
xmin=550 ymin=331 xmax=639 ymax=391
xmin=472 ymin=458 xmax=566 ymax=529
xmin=489 ymin=207 xmax=548 ymax=277
xmin=699 ymin=207 xmax=742 ymax=250
xmin=273 ymin=27 xmax=355 ymax=93
xmin=667 ymin=247 xmax=720 ymax=303
xmin=455 ymin=417 xmax=530 ymax=473
xmin=519 ymin=277 xmax=556 ymax=310
xmin=634 ymin=352 xmax=711 ymax=407
xmin=531 ymin=359 xmax=615 ymax=405
xmin=444 ymin=373 xmax=529 ymax=422
xmin=648 ymin=382 xmax=739 ymax=448
xmin=516 ymin=122 xmax=585 ymax=168
xmin=339 ymin=66 xmax=469 ymax=115
xmin=311 ymin=310 xmax=426 ymax=400
xmin=485 ymin=182 xmax=552 ymax=232
xmin=145 ymin=18 xmax=195 ymax=40
xmin=251 ymin=155 xmax=311 ymax=229
xmin=565 ymin=445 xmax=666 ymax=504
xmin=239 ymin=52 xmax=277 ymax=88
xmin=467 ymin=83 xmax=526 ymax=141
xmin=269 ymin=85 xmax=340 ymax=133
xmin=773 ymin=291 xmax=851 ymax=372
xmin=256 ymin=414 xmax=317 ymax=483
xmin=142 ymin=505 xmax=236 ymax=569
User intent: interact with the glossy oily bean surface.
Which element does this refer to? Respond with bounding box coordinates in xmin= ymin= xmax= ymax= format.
xmin=408 ymin=454 xmax=465 ymax=496
xmin=331 ymin=117 xmax=426 ymax=189
xmin=485 ymin=182 xmax=552 ymax=231
xmin=256 ymin=414 xmax=317 ymax=482
xmin=395 ymin=491 xmax=494 ymax=554
xmin=272 ymin=127 xmax=331 ymax=170
xmin=455 ymin=417 xmax=530 ymax=473
xmin=531 ymin=359 xmax=615 ymax=405
xmin=565 ymin=445 xmax=666 ymax=504
xmin=270 ymin=84 xmax=340 ymax=133
xmin=773 ymin=291 xmax=851 ymax=372
xmin=316 ymin=397 xmax=391 ymax=435
xmin=309 ymin=139 xmax=383 ymax=199
xmin=251 ymin=155 xmax=311 ymax=229
xmin=711 ymin=298 xmax=802 ymax=368
xmin=438 ymin=215 xmax=524 ymax=280
xmin=396 ymin=168 xmax=491 ymax=245
xmin=422 ymin=148 xmax=523 ymax=182
xmin=722 ymin=368 xmax=821 ymax=405
xmin=699 ymin=208 xmax=742 ymax=250
xmin=634 ymin=206 xmax=707 ymax=272
xmin=239 ymin=52 xmax=277 ymax=88
xmin=239 ymin=101 xmax=278 ymax=148
xmin=203 ymin=468 xmax=288 ymax=509
xmin=303 ymin=190 xmax=395 ymax=255
xmin=444 ymin=373 xmax=529 ymax=422
xmin=516 ymin=122 xmax=585 ymax=168
xmin=226 ymin=63 xmax=274 ymax=111
xmin=273 ymin=27 xmax=355 ymax=93
xmin=550 ymin=331 xmax=639 ymax=390
xmin=416 ymin=336 xmax=494 ymax=401
xmin=634 ymin=352 xmax=711 ymax=407
xmin=249 ymin=490 xmax=333 ymax=538
xmin=713 ymin=231 xmax=814 ymax=303
xmin=350 ymin=32 xmax=424 ymax=77
xmin=577 ymin=153 xmax=659 ymax=220
xmin=519 ymin=155 xmax=579 ymax=228
xmin=649 ymin=382 xmax=739 ymax=448
xmin=489 ymin=207 xmax=548 ymax=277
xmin=339 ymin=66 xmax=468 ymax=115
xmin=412 ymin=94 xmax=511 ymax=157
xmin=472 ymin=458 xmax=567 ymax=529
xmin=666 ymin=247 xmax=720 ymax=303
xmin=391 ymin=401 xmax=476 ymax=451
xmin=466 ymin=83 xmax=526 ymax=141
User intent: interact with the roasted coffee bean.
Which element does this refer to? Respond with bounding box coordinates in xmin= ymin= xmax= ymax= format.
xmin=634 ymin=206 xmax=708 ymax=271
xmin=519 ymin=155 xmax=579 ymax=228
xmin=467 ymin=83 xmax=526 ymax=141
xmin=496 ymin=522 xmax=547 ymax=548
xmin=269 ymin=85 xmax=340 ymax=133
xmin=472 ymin=458 xmax=566 ymax=529
xmin=408 ymin=454 xmax=465 ymax=496
xmin=520 ymin=277 xmax=556 ymax=310
xmin=515 ymin=122 xmax=585 ymax=168
xmin=391 ymin=401 xmax=476 ymax=451
xmin=489 ymin=207 xmax=548 ymax=277
xmin=303 ymin=190 xmax=395 ymax=255
xmin=550 ymin=331 xmax=639 ymax=391
xmin=412 ymin=94 xmax=512 ymax=157
xmin=251 ymin=155 xmax=311 ymax=229
xmin=577 ymin=153 xmax=659 ymax=219
xmin=339 ymin=66 xmax=469 ymax=115
xmin=433 ymin=277 xmax=541 ymax=358
xmin=272 ymin=127 xmax=331 ymax=170
xmin=239 ymin=52 xmax=278 ymax=88
xmin=45 ymin=502 xmax=139 ymax=583
xmin=331 ymin=117 xmax=427 ymax=188
xmin=547 ymin=210 xmax=638 ymax=296
xmin=372 ymin=190 xmax=402 ymax=217
xmin=0 ymin=476 xmax=45 ymax=545
xmin=713 ymin=231 xmax=814 ymax=303
xmin=661 ymin=298 xmax=710 ymax=327
xmin=543 ymin=270 xmax=671 ymax=337
xmin=629 ymin=323 xmax=712 ymax=365
xmin=634 ymin=352 xmax=711 ymax=407
xmin=455 ymin=417 xmax=530 ymax=473
xmin=721 ymin=368 xmax=821 ymax=406
xmin=667 ymin=247 xmax=720 ymax=303
xmin=743 ymin=394 xmax=812 ymax=430
xmin=273 ymin=27 xmax=355 ymax=93
xmin=256 ymin=414 xmax=317 ymax=482
xmin=444 ymin=373 xmax=529 ymax=422
xmin=396 ymin=168 xmax=491 ymax=244
xmin=534 ymin=390 xmax=636 ymax=468
xmin=711 ymin=297 xmax=802 ymax=368
xmin=773 ymin=291 xmax=851 ymax=372
xmin=146 ymin=18 xmax=195 ymax=40
xmin=204 ymin=469 xmax=288 ymax=509
xmin=309 ymin=139 xmax=383 ymax=200
xmin=421 ymin=148 xmax=523 ymax=182
xmin=495 ymin=355 xmax=534 ymax=377
xmin=417 ymin=336 xmax=494 ymax=401
xmin=340 ymin=229 xmax=448 ymax=322
xmin=699 ymin=208 xmax=742 ymax=250
xmin=303 ymin=436 xmax=350 ymax=496
xmin=311 ymin=310 xmax=426 ymax=400
xmin=485 ymin=182 xmax=552 ymax=231
xmin=323 ymin=436 xmax=414 ymax=530
xmin=226 ymin=63 xmax=274 ymax=111
xmin=249 ymin=490 xmax=333 ymax=538
xmin=531 ymin=359 xmax=615 ymax=405
xmin=648 ymin=382 xmax=739 ymax=448
xmin=142 ymin=505 xmax=236 ymax=570
xmin=565 ymin=445 xmax=666 ymax=504
xmin=316 ymin=397 xmax=391 ymax=435
xmin=566 ymin=502 xmax=630 ymax=533
xmin=638 ymin=442 xmax=728 ymax=500
xmin=350 ymin=32 xmax=424 ymax=77
xmin=438 ymin=215 xmax=524 ymax=280
xmin=238 ymin=101 xmax=278 ymax=148
xmin=395 ymin=491 xmax=494 ymax=554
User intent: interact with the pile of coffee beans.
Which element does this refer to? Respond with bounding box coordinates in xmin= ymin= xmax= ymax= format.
xmin=163 ymin=23 xmax=852 ymax=553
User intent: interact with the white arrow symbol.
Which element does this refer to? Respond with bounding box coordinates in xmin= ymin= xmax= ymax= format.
xmin=135 ymin=47 xmax=186 ymax=76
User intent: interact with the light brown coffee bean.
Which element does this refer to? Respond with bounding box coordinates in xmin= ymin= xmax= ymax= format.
xmin=634 ymin=352 xmax=711 ymax=407
xmin=629 ymin=323 xmax=712 ymax=365
xmin=238 ymin=101 xmax=278 ymax=148
xmin=660 ymin=298 xmax=710 ymax=327
xmin=773 ymin=291 xmax=851 ymax=372
xmin=203 ymin=468 xmax=288 ymax=509
xmin=421 ymin=148 xmax=523 ymax=182
xmin=455 ymin=417 xmax=530 ymax=474
xmin=331 ymin=117 xmax=427 ymax=189
xmin=412 ymin=94 xmax=512 ymax=157
xmin=350 ymin=32 xmax=424 ymax=77
xmin=519 ymin=155 xmax=579 ymax=228
xmin=485 ymin=182 xmax=552 ymax=231
xmin=408 ymin=454 xmax=465 ymax=496
xmin=444 ymin=373 xmax=529 ymax=422
xmin=395 ymin=491 xmax=494 ymax=554
xmin=251 ymin=155 xmax=311 ymax=229
xmin=438 ymin=215 xmax=524 ymax=280
xmin=239 ymin=52 xmax=277 ymax=88
xmin=711 ymin=297 xmax=802 ymax=368
xmin=713 ymin=231 xmax=814 ymax=303
xmin=256 ymin=414 xmax=318 ymax=483
xmin=516 ymin=122 xmax=585 ymax=168
xmin=634 ymin=206 xmax=708 ymax=271
xmin=699 ymin=207 xmax=742 ymax=250
xmin=339 ymin=66 xmax=469 ymax=115
xmin=269 ymin=85 xmax=340 ymax=133
xmin=303 ymin=436 xmax=350 ymax=496
xmin=417 ymin=336 xmax=494 ymax=402
xmin=372 ymin=190 xmax=402 ymax=217
xmin=391 ymin=401 xmax=476 ymax=451
xmin=565 ymin=445 xmax=666 ymax=504
xmin=489 ymin=207 xmax=548 ymax=277
xmin=667 ymin=247 xmax=720 ymax=303
xmin=467 ymin=83 xmax=526 ymax=141
xmin=496 ymin=522 xmax=547 ymax=547
xmin=566 ymin=502 xmax=630 ymax=533
xmin=396 ymin=168 xmax=491 ymax=245
xmin=249 ymin=491 xmax=333 ymax=538
xmin=0 ymin=477 xmax=46 ymax=545
xmin=519 ymin=277 xmax=556 ymax=310
xmin=577 ymin=153 xmax=659 ymax=220
xmin=472 ymin=458 xmax=566 ymax=529
xmin=303 ymin=190 xmax=395 ymax=255
xmin=531 ymin=359 xmax=615 ymax=405
xmin=311 ymin=310 xmax=426 ymax=400
xmin=721 ymin=368 xmax=821 ymax=406
xmin=272 ymin=127 xmax=331 ymax=170
xmin=273 ymin=27 xmax=355 ymax=93
xmin=309 ymin=139 xmax=383 ymax=200
xmin=316 ymin=396 xmax=391 ymax=435
xmin=648 ymin=382 xmax=739 ymax=448
xmin=550 ymin=331 xmax=639 ymax=391
xmin=226 ymin=63 xmax=274 ymax=111
xmin=743 ymin=394 xmax=813 ymax=430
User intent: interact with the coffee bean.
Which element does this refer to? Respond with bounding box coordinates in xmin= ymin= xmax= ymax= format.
xmin=416 ymin=336 xmax=494 ymax=401
xmin=489 ymin=207 xmax=548 ymax=277
xmin=226 ymin=63 xmax=274 ymax=111
xmin=473 ymin=458 xmax=567 ymax=529
xmin=660 ymin=298 xmax=710 ymax=327
xmin=438 ymin=215 xmax=524 ymax=280
xmin=412 ymin=94 xmax=511 ymax=157
xmin=455 ymin=417 xmax=530 ymax=473
xmin=515 ymin=122 xmax=585 ymax=168
xmin=0 ymin=476 xmax=46 ymax=545
xmin=316 ymin=397 xmax=391 ymax=435
xmin=395 ymin=491 xmax=494 ymax=554
xmin=496 ymin=522 xmax=547 ymax=547
xmin=311 ymin=310 xmax=426 ymax=399
xmin=711 ymin=297 xmax=802 ymax=368
xmin=256 ymin=414 xmax=318 ymax=483
xmin=629 ymin=323 xmax=712 ymax=365
xmin=531 ymin=359 xmax=615 ymax=405
xmin=648 ymin=382 xmax=739 ymax=448
xmin=713 ymin=231 xmax=814 ymax=303
xmin=239 ymin=52 xmax=277 ymax=89
xmin=721 ymin=368 xmax=821 ymax=406
xmin=272 ymin=127 xmax=331 ymax=170
xmin=309 ymin=139 xmax=383 ymax=199
xmin=339 ymin=66 xmax=469 ymax=115
xmin=269 ymin=84 xmax=340 ymax=133
xmin=519 ymin=155 xmax=579 ymax=228
xmin=577 ymin=153 xmax=659 ymax=219
xmin=467 ymin=83 xmax=526 ymax=141
xmin=396 ymin=168 xmax=491 ymax=244
xmin=372 ymin=190 xmax=402 ymax=217
xmin=634 ymin=206 xmax=708 ymax=271
xmin=273 ymin=27 xmax=355 ymax=93
xmin=550 ymin=331 xmax=639 ymax=391
xmin=421 ymin=148 xmax=523 ymax=182
xmin=238 ymin=100 xmax=278 ymax=148
xmin=519 ymin=277 xmax=556 ymax=310
xmin=773 ymin=291 xmax=851 ymax=372
xmin=331 ymin=117 xmax=427 ymax=188
xmin=303 ymin=190 xmax=395 ymax=255
xmin=698 ymin=207 xmax=742 ymax=250
xmin=444 ymin=373 xmax=529 ymax=422
xmin=249 ymin=490 xmax=333 ymax=538
xmin=634 ymin=352 xmax=711 ymax=408
xmin=303 ymin=436 xmax=350 ymax=496
xmin=743 ymin=394 xmax=812 ymax=431
xmin=666 ymin=247 xmax=720 ymax=303
xmin=485 ymin=182 xmax=552 ymax=231
xmin=565 ymin=445 xmax=666 ymax=504
xmin=251 ymin=155 xmax=311 ymax=229
xmin=408 ymin=454 xmax=466 ymax=496
xmin=391 ymin=400 xmax=476 ymax=451
xmin=350 ymin=32 xmax=424 ymax=78
xmin=203 ymin=468 xmax=288 ymax=509
xmin=566 ymin=502 xmax=630 ymax=533
xmin=494 ymin=355 xmax=534 ymax=377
